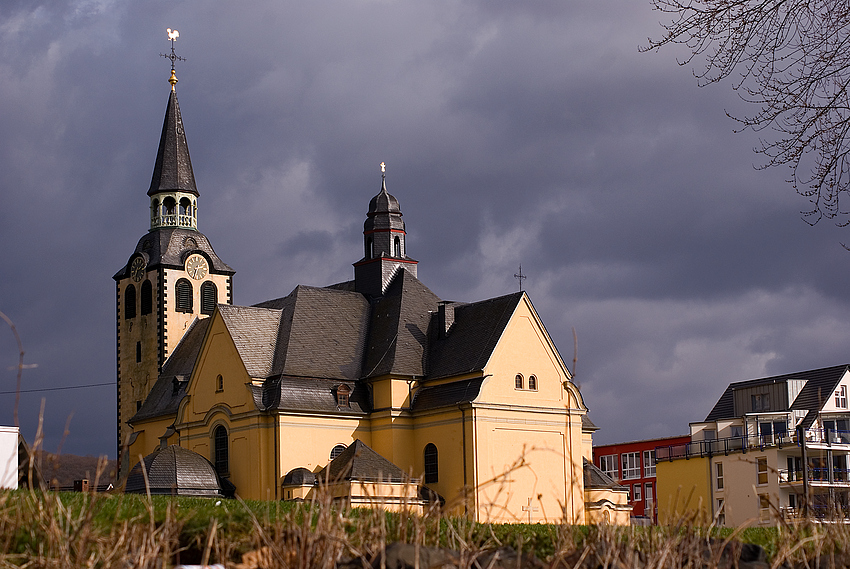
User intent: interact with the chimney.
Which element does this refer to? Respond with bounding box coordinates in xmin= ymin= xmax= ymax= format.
xmin=437 ymin=302 xmax=455 ymax=338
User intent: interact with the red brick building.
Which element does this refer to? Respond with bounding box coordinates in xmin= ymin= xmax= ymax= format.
xmin=593 ymin=435 xmax=690 ymax=522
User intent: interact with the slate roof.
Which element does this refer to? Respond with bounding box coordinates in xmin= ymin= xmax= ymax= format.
xmin=704 ymin=364 xmax=850 ymax=422
xmin=114 ymin=227 xmax=234 ymax=279
xmin=362 ymin=270 xmax=441 ymax=379
xmin=582 ymin=415 xmax=599 ymax=432
xmin=218 ymin=305 xmax=282 ymax=378
xmin=583 ymin=458 xmax=624 ymax=490
xmin=318 ymin=439 xmax=412 ymax=483
xmin=148 ymin=90 xmax=197 ymax=196
xmin=427 ymin=292 xmax=523 ymax=380
xmin=251 ymin=376 xmax=370 ymax=414
xmin=130 ymin=317 xmax=210 ymax=424
xmin=411 ymin=378 xmax=485 ymax=411
xmin=282 ymin=467 xmax=316 ymax=486
xmin=125 ymin=445 xmax=225 ymax=497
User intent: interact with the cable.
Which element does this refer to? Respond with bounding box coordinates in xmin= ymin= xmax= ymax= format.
xmin=0 ymin=382 xmax=113 ymax=395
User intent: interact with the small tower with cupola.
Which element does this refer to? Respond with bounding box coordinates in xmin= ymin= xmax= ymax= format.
xmin=353 ymin=164 xmax=418 ymax=297
xmin=114 ymin=36 xmax=234 ymax=459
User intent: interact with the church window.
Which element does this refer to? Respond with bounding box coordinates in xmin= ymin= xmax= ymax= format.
xmin=330 ymin=444 xmax=347 ymax=460
xmin=216 ymin=374 xmax=223 ymax=392
xmin=366 ymin=237 xmax=374 ymax=259
xmin=515 ymin=374 xmax=523 ymax=389
xmin=424 ymin=443 xmax=438 ymax=483
xmin=201 ymin=282 xmax=217 ymax=315
xmin=176 ymin=279 xmax=193 ymax=312
xmin=141 ymin=280 xmax=153 ymax=315
xmin=528 ymin=375 xmax=537 ymax=391
xmin=124 ymin=285 xmax=137 ymax=319
xmin=394 ymin=236 xmax=401 ymax=257
xmin=214 ymin=425 xmax=229 ymax=476
xmin=136 ymin=342 xmax=141 ymax=363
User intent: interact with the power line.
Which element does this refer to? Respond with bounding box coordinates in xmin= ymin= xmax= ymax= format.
xmin=0 ymin=382 xmax=113 ymax=395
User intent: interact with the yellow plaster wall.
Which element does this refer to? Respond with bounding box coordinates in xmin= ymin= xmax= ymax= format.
xmin=656 ymin=456 xmax=711 ymax=524
xmin=127 ymin=416 xmax=176 ymax=463
xmin=584 ymin=487 xmax=631 ymax=525
xmin=276 ymin=414 xmax=372 ymax=481
xmin=713 ymin=449 xmax=781 ymax=527
xmin=411 ymin=408 xmax=469 ymax=513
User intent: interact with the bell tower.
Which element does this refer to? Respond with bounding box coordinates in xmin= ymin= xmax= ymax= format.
xmin=353 ymin=163 xmax=418 ymax=297
xmin=114 ymin=33 xmax=234 ymax=458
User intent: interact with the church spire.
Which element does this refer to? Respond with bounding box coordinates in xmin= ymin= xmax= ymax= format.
xmin=148 ymin=29 xmax=198 ymax=230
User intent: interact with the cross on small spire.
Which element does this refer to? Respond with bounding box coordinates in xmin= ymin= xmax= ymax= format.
xmin=380 ymin=161 xmax=386 ymax=179
xmin=160 ymin=28 xmax=186 ymax=90
xmin=514 ymin=264 xmax=527 ymax=292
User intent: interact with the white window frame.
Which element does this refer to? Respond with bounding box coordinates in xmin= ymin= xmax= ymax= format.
xmin=715 ymin=461 xmax=724 ymax=490
xmin=599 ymin=454 xmax=618 ymax=479
xmin=643 ymin=450 xmax=656 ymax=477
xmin=633 ymin=483 xmax=642 ymax=502
xmin=757 ymin=456 xmax=768 ymax=485
xmin=836 ymin=385 xmax=848 ymax=409
xmin=621 ymin=452 xmax=640 ymax=480
xmin=716 ymin=498 xmax=726 ymax=526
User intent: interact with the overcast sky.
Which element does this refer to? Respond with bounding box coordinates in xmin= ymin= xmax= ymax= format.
xmin=3 ymin=0 xmax=850 ymax=459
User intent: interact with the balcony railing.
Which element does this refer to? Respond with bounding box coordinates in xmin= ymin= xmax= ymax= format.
xmin=656 ymin=429 xmax=850 ymax=461
xmin=779 ymin=468 xmax=850 ymax=484
xmin=152 ymin=213 xmax=196 ymax=229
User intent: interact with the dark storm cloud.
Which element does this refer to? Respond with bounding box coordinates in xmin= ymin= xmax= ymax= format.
xmin=2 ymin=0 xmax=849 ymax=455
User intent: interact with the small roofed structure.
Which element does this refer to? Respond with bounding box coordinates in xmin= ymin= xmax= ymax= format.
xmin=315 ymin=440 xmax=428 ymax=512
xmin=582 ymin=458 xmax=631 ymax=525
xmin=282 ymin=467 xmax=316 ymax=500
xmin=125 ymin=445 xmax=230 ymax=497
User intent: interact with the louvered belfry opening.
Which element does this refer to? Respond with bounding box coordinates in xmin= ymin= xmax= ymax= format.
xmin=125 ymin=285 xmax=137 ymax=319
xmin=201 ymin=281 xmax=217 ymax=315
xmin=176 ymin=279 xmax=193 ymax=312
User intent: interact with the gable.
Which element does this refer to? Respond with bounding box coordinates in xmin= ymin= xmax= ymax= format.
xmin=478 ymin=295 xmax=581 ymax=408
xmin=816 ymin=369 xmax=850 ymax=413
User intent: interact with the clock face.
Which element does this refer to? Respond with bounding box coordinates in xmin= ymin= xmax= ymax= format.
xmin=130 ymin=257 xmax=147 ymax=282
xmin=186 ymin=254 xmax=209 ymax=280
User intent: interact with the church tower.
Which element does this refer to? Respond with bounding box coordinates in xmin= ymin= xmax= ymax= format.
xmin=113 ymin=62 xmax=234 ymax=457
xmin=354 ymin=165 xmax=418 ymax=297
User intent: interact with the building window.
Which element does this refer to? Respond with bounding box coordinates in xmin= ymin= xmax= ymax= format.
xmin=731 ymin=425 xmax=744 ymax=438
xmin=633 ymin=483 xmax=641 ymax=502
xmin=213 ymin=425 xmax=228 ymax=476
xmin=216 ymin=374 xmax=223 ymax=392
xmin=394 ymin=236 xmax=401 ymax=257
xmin=715 ymin=462 xmax=724 ymax=490
xmin=599 ymin=455 xmax=617 ymax=479
xmin=758 ymin=493 xmax=770 ymax=522
xmin=136 ymin=342 xmax=141 ymax=363
xmin=124 ymin=284 xmax=136 ymax=319
xmin=704 ymin=429 xmax=716 ymax=440
xmin=330 ymin=444 xmax=347 ymax=460
xmin=643 ymin=450 xmax=656 ymax=477
xmin=424 ymin=443 xmax=438 ymax=483
xmin=752 ymin=393 xmax=770 ymax=412
xmin=757 ymin=456 xmax=768 ymax=485
xmin=366 ymin=237 xmax=373 ymax=259
xmin=621 ymin=452 xmax=640 ymax=480
xmin=515 ymin=374 xmax=523 ymax=389
xmin=201 ymin=281 xmax=217 ymax=315
xmin=645 ymin=482 xmax=653 ymax=504
xmin=528 ymin=375 xmax=537 ymax=391
xmin=837 ymin=385 xmax=848 ymax=409
xmin=176 ymin=279 xmax=193 ymax=312
xmin=716 ymin=498 xmax=726 ymax=526
xmin=140 ymin=280 xmax=153 ymax=315
xmin=336 ymin=385 xmax=350 ymax=407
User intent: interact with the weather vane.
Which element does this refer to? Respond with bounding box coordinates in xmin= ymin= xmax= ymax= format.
xmin=514 ymin=264 xmax=527 ymax=292
xmin=160 ymin=28 xmax=186 ymax=90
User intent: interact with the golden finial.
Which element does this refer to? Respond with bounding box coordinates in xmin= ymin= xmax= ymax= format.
xmin=160 ymin=28 xmax=186 ymax=91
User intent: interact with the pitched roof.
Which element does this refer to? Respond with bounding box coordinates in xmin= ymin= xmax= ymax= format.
xmin=130 ymin=317 xmax=211 ymax=423
xmin=362 ymin=271 xmax=441 ymax=379
xmin=411 ymin=378 xmax=485 ymax=411
xmin=318 ymin=439 xmax=412 ymax=483
xmin=148 ymin=90 xmax=197 ymax=196
xmin=427 ymin=292 xmax=523 ymax=380
xmin=218 ymin=305 xmax=282 ymax=378
xmin=125 ymin=445 xmax=225 ymax=497
xmin=704 ymin=364 xmax=850 ymax=421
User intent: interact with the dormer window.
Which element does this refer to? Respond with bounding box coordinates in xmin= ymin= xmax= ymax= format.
xmin=336 ymin=385 xmax=351 ymax=407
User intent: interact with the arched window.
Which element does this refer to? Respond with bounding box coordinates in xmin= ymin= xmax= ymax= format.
xmin=424 ymin=443 xmax=438 ymax=483
xmin=201 ymin=281 xmax=217 ymax=315
xmin=515 ymin=374 xmax=523 ymax=390
xmin=216 ymin=374 xmax=223 ymax=392
xmin=214 ymin=425 xmax=229 ymax=476
xmin=528 ymin=375 xmax=537 ymax=391
xmin=394 ymin=236 xmax=401 ymax=257
xmin=124 ymin=284 xmax=136 ymax=319
xmin=176 ymin=279 xmax=193 ymax=312
xmin=151 ymin=199 xmax=159 ymax=222
xmin=179 ymin=197 xmax=191 ymax=215
xmin=162 ymin=197 xmax=176 ymax=215
xmin=330 ymin=444 xmax=347 ymax=460
xmin=141 ymin=280 xmax=153 ymax=315
xmin=366 ymin=237 xmax=374 ymax=259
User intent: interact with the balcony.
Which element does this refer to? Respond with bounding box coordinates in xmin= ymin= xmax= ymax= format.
xmin=152 ymin=213 xmax=197 ymax=229
xmin=656 ymin=429 xmax=850 ymax=461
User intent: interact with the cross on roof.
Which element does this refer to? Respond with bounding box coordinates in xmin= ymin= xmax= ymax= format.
xmin=514 ymin=265 xmax=527 ymax=292
xmin=160 ymin=28 xmax=186 ymax=89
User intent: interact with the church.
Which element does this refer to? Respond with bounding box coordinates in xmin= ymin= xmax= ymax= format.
xmin=114 ymin=64 xmax=629 ymax=524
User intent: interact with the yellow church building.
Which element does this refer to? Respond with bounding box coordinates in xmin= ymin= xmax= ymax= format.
xmin=115 ymin=68 xmax=629 ymax=524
